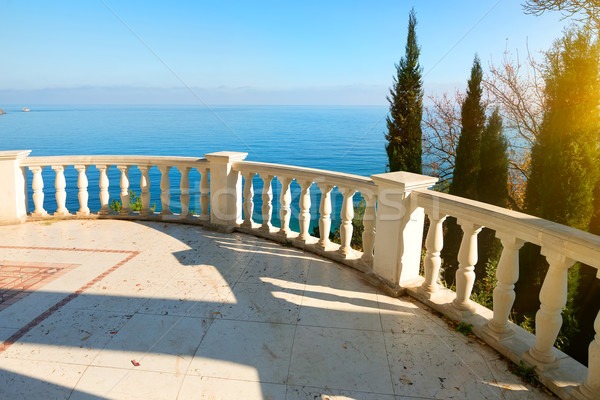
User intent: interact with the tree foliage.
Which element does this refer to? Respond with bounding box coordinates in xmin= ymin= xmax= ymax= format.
xmin=478 ymin=108 xmax=509 ymax=207
xmin=450 ymin=55 xmax=486 ymax=200
xmin=385 ymin=8 xmax=423 ymax=173
xmin=523 ymin=0 xmax=600 ymax=31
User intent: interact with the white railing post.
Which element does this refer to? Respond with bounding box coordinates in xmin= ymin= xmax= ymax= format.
xmin=484 ymin=234 xmax=524 ymax=340
xmin=96 ymin=165 xmax=110 ymax=215
xmin=117 ymin=165 xmax=131 ymax=215
xmin=573 ymin=308 xmax=600 ymax=399
xmin=418 ymin=214 xmax=447 ymax=296
xmin=179 ymin=166 xmax=191 ymax=218
xmin=452 ymin=220 xmax=483 ymax=313
xmin=317 ymin=183 xmax=334 ymax=249
xmin=260 ymin=174 xmax=274 ymax=232
xmin=74 ymin=165 xmax=90 ymax=216
xmin=339 ymin=187 xmax=356 ymax=257
xmin=199 ymin=168 xmax=210 ymax=220
xmin=138 ymin=166 xmax=152 ymax=216
xmin=298 ymin=180 xmax=312 ymax=242
xmin=522 ymin=249 xmax=574 ymax=370
xmin=158 ymin=165 xmax=172 ymax=216
xmin=0 ymin=150 xmax=31 ymax=224
xmin=204 ymin=152 xmax=247 ymax=227
xmin=242 ymin=171 xmax=255 ymax=228
xmin=29 ymin=165 xmax=47 ymax=217
xmin=360 ymin=191 xmax=377 ymax=265
xmin=370 ymin=171 xmax=438 ymax=286
xmin=52 ymin=165 xmax=69 ymax=216
xmin=278 ymin=176 xmax=293 ymax=238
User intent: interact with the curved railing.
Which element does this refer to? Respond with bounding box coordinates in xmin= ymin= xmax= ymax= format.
xmin=0 ymin=149 xmax=598 ymax=399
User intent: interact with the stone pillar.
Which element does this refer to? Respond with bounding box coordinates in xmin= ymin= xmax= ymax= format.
xmin=0 ymin=150 xmax=31 ymax=224
xmin=370 ymin=171 xmax=438 ymax=286
xmin=204 ymin=151 xmax=248 ymax=227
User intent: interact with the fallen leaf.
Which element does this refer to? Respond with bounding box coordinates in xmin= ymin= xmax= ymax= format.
xmin=109 ymin=331 xmax=117 ymax=334
xmin=131 ymin=359 xmax=140 ymax=367
xmin=342 ymin=345 xmax=347 ymax=349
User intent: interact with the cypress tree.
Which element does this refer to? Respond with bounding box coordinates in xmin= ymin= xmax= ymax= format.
xmin=385 ymin=7 xmax=423 ymax=173
xmin=442 ymin=55 xmax=486 ymax=274
xmin=450 ymin=55 xmax=486 ymax=199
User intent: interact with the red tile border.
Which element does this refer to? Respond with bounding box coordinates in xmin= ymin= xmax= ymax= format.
xmin=0 ymin=246 xmax=139 ymax=354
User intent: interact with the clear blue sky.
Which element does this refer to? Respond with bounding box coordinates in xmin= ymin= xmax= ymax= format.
xmin=0 ymin=0 xmax=569 ymax=105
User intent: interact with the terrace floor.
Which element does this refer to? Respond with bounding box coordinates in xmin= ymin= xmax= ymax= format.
xmin=0 ymin=219 xmax=551 ymax=400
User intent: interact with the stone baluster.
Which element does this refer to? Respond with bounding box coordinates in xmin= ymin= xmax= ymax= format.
xmin=242 ymin=172 xmax=256 ymax=228
xmin=278 ymin=177 xmax=293 ymax=238
xmin=74 ymin=165 xmax=90 ymax=216
xmin=260 ymin=174 xmax=274 ymax=232
xmin=117 ymin=165 xmax=131 ymax=215
xmin=523 ymin=250 xmax=574 ymax=370
xmin=179 ymin=166 xmax=191 ymax=218
xmin=317 ymin=183 xmax=334 ymax=249
xmin=199 ymin=168 xmax=210 ymax=220
xmin=485 ymin=234 xmax=524 ymax=340
xmin=452 ymin=220 xmax=483 ymax=313
xmin=361 ymin=192 xmax=377 ymax=264
xmin=298 ymin=180 xmax=312 ymax=242
xmin=159 ymin=166 xmax=172 ymax=216
xmin=419 ymin=214 xmax=447 ymax=296
xmin=339 ymin=188 xmax=356 ymax=257
xmin=573 ymin=308 xmax=600 ymax=399
xmin=138 ymin=166 xmax=152 ymax=216
xmin=96 ymin=165 xmax=110 ymax=215
xmin=30 ymin=166 xmax=47 ymax=216
xmin=52 ymin=165 xmax=69 ymax=216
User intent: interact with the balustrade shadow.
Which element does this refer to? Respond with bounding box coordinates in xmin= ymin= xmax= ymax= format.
xmin=0 ymin=220 xmax=546 ymax=399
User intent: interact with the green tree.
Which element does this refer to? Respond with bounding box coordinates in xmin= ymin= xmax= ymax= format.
xmin=518 ymin=26 xmax=600 ymax=357
xmin=442 ymin=55 xmax=487 ymax=275
xmin=450 ymin=55 xmax=486 ymax=199
xmin=385 ymin=7 xmax=423 ymax=173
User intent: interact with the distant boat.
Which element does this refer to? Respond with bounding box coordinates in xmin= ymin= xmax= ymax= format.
xmin=22 ymin=107 xmax=30 ymax=112
xmin=0 ymin=108 xmax=5 ymax=115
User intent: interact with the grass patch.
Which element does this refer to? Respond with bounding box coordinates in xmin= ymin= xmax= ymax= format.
xmin=455 ymin=322 xmax=474 ymax=336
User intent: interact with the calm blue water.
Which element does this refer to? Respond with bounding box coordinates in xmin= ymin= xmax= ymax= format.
xmin=0 ymin=105 xmax=388 ymax=230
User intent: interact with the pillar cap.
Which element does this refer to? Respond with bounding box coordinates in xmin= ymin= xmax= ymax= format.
xmin=371 ymin=171 xmax=438 ymax=191
xmin=0 ymin=150 xmax=31 ymax=160
xmin=204 ymin=151 xmax=248 ymax=163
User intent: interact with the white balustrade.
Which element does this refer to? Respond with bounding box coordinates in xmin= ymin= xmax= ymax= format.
xmin=485 ymin=234 xmax=524 ymax=340
xmin=74 ymin=165 xmax=90 ymax=216
xmin=179 ymin=166 xmax=191 ymax=218
xmin=452 ymin=220 xmax=482 ymax=312
xmin=574 ymin=310 xmax=600 ymax=398
xmin=96 ymin=165 xmax=110 ymax=215
xmin=117 ymin=165 xmax=131 ymax=215
xmin=139 ymin=166 xmax=152 ymax=216
xmin=419 ymin=214 xmax=447 ymax=295
xmin=298 ymin=180 xmax=312 ymax=241
xmin=317 ymin=183 xmax=334 ymax=249
xmin=30 ymin=166 xmax=47 ymax=216
xmin=242 ymin=172 xmax=255 ymax=228
xmin=199 ymin=168 xmax=210 ymax=219
xmin=361 ymin=192 xmax=377 ymax=264
xmin=159 ymin=166 xmax=172 ymax=216
xmin=278 ymin=176 xmax=293 ymax=238
xmin=259 ymin=174 xmax=274 ymax=232
xmin=339 ymin=187 xmax=356 ymax=257
xmin=52 ymin=165 xmax=69 ymax=216
xmin=524 ymin=250 xmax=574 ymax=368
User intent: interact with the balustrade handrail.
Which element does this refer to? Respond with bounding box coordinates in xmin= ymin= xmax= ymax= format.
xmin=233 ymin=160 xmax=377 ymax=194
xmin=20 ymin=155 xmax=208 ymax=168
xmin=415 ymin=189 xmax=600 ymax=271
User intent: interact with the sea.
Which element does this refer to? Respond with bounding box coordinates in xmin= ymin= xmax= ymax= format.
xmin=0 ymin=105 xmax=389 ymax=231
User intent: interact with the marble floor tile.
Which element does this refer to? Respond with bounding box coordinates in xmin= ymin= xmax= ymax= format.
xmin=91 ymin=313 xmax=211 ymax=374
xmin=178 ymin=376 xmax=287 ymax=400
xmin=70 ymin=366 xmax=185 ymax=400
xmin=237 ymin=253 xmax=311 ymax=284
xmin=188 ymin=319 xmax=295 ymax=384
xmin=286 ymin=384 xmax=396 ymax=400
xmin=0 ymin=358 xmax=87 ymax=400
xmin=219 ymin=281 xmax=303 ymax=324
xmin=288 ymin=325 xmax=394 ymax=395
